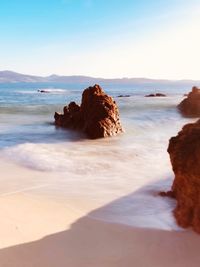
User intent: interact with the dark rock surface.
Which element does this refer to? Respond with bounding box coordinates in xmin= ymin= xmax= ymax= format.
xmin=145 ymin=93 xmax=166 ymax=97
xmin=117 ymin=95 xmax=130 ymax=98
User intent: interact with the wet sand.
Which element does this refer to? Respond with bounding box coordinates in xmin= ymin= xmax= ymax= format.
xmin=0 ymin=159 xmax=200 ymax=267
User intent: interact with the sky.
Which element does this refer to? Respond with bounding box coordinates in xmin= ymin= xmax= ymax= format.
xmin=0 ymin=0 xmax=200 ymax=79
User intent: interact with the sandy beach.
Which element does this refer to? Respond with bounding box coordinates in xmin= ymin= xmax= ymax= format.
xmin=0 ymin=159 xmax=200 ymax=267
xmin=1 ymin=0 xmax=200 ymax=265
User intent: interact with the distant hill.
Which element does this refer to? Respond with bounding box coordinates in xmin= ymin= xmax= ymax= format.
xmin=0 ymin=70 xmax=102 ymax=83
xmin=0 ymin=71 xmax=45 ymax=83
xmin=0 ymin=70 xmax=200 ymax=87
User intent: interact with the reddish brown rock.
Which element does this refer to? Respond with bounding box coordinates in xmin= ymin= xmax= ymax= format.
xmin=178 ymin=86 xmax=200 ymax=117
xmin=54 ymin=84 xmax=123 ymax=139
xmin=159 ymin=190 xmax=175 ymax=198
xmin=167 ymin=119 xmax=200 ymax=233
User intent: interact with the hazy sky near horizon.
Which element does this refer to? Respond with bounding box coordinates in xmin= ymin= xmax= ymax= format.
xmin=0 ymin=0 xmax=200 ymax=79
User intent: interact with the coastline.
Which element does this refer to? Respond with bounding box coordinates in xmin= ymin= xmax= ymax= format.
xmin=0 ymin=159 xmax=200 ymax=266
xmin=0 ymin=189 xmax=200 ymax=266
xmin=1 ymin=0 xmax=200 ymax=264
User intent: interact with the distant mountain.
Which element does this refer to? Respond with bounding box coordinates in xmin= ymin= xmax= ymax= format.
xmin=0 ymin=71 xmax=45 ymax=83
xmin=0 ymin=71 xmax=102 ymax=83
xmin=0 ymin=70 xmax=200 ymax=86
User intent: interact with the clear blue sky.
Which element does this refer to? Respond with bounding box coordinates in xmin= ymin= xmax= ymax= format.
xmin=0 ymin=0 xmax=199 ymax=79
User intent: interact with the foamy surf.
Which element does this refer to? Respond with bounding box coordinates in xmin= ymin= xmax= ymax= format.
xmin=37 ymin=88 xmax=70 ymax=94
xmin=0 ymin=141 xmax=181 ymax=231
xmin=0 ymin=82 xmax=196 ymax=231
xmin=16 ymin=88 xmax=70 ymax=94
xmin=88 ymin=178 xmax=182 ymax=231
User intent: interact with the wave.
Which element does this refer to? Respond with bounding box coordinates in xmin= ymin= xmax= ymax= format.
xmin=16 ymin=88 xmax=70 ymax=94
xmin=0 ymin=139 xmax=181 ymax=230
xmin=1 ymin=143 xmax=72 ymax=172
xmin=37 ymin=88 xmax=69 ymax=94
xmin=1 ymin=142 xmax=124 ymax=173
xmin=15 ymin=90 xmax=37 ymax=94
xmin=0 ymin=104 xmax=62 ymax=115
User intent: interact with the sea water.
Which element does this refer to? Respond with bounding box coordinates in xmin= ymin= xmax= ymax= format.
xmin=0 ymin=82 xmax=196 ymax=230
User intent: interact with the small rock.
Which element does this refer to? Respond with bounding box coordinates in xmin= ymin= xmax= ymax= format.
xmin=145 ymin=93 xmax=166 ymax=97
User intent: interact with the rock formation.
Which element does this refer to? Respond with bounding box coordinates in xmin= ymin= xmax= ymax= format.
xmin=117 ymin=95 xmax=130 ymax=98
xmin=166 ymin=119 xmax=200 ymax=233
xmin=145 ymin=93 xmax=166 ymax=97
xmin=178 ymin=86 xmax=200 ymax=117
xmin=37 ymin=90 xmax=49 ymax=93
xmin=54 ymin=84 xmax=123 ymax=139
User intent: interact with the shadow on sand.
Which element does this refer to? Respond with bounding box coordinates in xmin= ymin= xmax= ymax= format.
xmin=0 ymin=179 xmax=200 ymax=267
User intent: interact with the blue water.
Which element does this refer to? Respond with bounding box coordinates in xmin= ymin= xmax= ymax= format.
xmin=0 ymin=82 xmax=195 ymax=230
xmin=0 ymin=81 xmax=190 ymax=148
xmin=0 ymin=81 xmax=192 ymax=105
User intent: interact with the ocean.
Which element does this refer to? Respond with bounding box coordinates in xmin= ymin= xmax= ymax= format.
xmin=0 ymin=82 xmax=196 ymax=230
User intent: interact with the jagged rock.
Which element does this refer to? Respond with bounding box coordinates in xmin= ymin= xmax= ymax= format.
xmin=178 ymin=86 xmax=200 ymax=117
xmin=145 ymin=93 xmax=166 ymax=97
xmin=166 ymin=119 xmax=200 ymax=233
xmin=54 ymin=84 xmax=123 ymax=139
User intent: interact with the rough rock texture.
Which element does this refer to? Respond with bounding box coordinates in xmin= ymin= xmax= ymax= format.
xmin=145 ymin=93 xmax=166 ymax=97
xmin=178 ymin=86 xmax=200 ymax=117
xmin=167 ymin=119 xmax=200 ymax=233
xmin=54 ymin=84 xmax=123 ymax=139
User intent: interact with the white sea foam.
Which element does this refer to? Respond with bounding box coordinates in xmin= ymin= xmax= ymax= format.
xmin=1 ymin=139 xmax=181 ymax=230
xmin=16 ymin=88 xmax=70 ymax=94
xmin=86 ymin=174 xmax=184 ymax=231
xmin=0 ymin=90 xmax=195 ymax=230
xmin=2 ymin=143 xmax=74 ymax=172
xmin=16 ymin=90 xmax=37 ymax=94
xmin=37 ymin=88 xmax=69 ymax=93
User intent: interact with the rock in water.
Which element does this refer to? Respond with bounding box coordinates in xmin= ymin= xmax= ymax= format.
xmin=54 ymin=84 xmax=123 ymax=139
xmin=167 ymin=119 xmax=200 ymax=233
xmin=178 ymin=86 xmax=200 ymax=117
xmin=117 ymin=94 xmax=130 ymax=98
xmin=145 ymin=93 xmax=166 ymax=97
